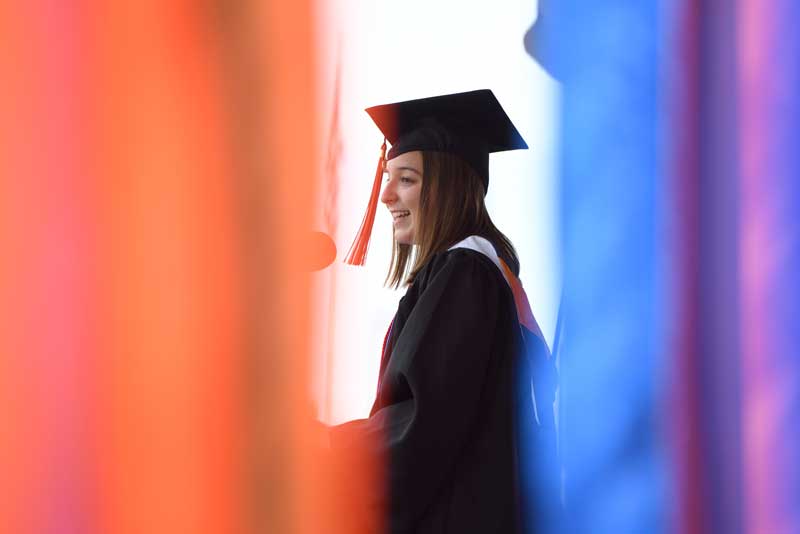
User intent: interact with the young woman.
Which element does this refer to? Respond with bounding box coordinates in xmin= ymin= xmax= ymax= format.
xmin=331 ymin=90 xmax=557 ymax=534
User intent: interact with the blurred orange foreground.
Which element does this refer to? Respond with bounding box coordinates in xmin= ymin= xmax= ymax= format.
xmin=0 ymin=1 xmax=375 ymax=533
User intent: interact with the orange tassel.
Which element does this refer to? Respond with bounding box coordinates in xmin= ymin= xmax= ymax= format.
xmin=345 ymin=139 xmax=387 ymax=265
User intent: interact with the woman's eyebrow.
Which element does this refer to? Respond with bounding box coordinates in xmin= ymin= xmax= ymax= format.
xmin=393 ymin=166 xmax=422 ymax=176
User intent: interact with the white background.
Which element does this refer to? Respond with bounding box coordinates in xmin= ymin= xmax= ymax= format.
xmin=310 ymin=0 xmax=560 ymax=424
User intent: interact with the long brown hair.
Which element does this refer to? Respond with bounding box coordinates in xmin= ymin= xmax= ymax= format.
xmin=385 ymin=151 xmax=519 ymax=288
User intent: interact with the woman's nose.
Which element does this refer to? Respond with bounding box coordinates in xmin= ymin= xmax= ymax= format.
xmin=380 ymin=179 xmax=396 ymax=204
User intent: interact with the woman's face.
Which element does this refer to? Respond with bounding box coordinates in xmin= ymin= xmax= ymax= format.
xmin=380 ymin=150 xmax=423 ymax=245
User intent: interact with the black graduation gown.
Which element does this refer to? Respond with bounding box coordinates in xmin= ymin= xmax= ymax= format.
xmin=331 ymin=247 xmax=545 ymax=534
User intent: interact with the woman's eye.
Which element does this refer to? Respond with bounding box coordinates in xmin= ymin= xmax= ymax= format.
xmin=400 ymin=177 xmax=414 ymax=184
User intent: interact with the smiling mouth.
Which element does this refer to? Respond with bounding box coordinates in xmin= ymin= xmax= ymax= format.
xmin=392 ymin=210 xmax=411 ymax=220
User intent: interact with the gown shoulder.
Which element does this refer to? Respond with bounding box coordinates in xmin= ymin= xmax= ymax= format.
xmin=410 ymin=246 xmax=509 ymax=299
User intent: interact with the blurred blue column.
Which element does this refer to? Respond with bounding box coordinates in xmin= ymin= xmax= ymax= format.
xmin=525 ymin=1 xmax=669 ymax=532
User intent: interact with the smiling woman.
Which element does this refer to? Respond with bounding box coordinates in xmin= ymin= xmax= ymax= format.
xmin=384 ymin=148 xmax=522 ymax=291
xmin=329 ymin=90 xmax=559 ymax=533
xmin=381 ymin=151 xmax=422 ymax=246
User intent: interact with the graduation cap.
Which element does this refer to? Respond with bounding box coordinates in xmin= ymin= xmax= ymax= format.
xmin=345 ymin=89 xmax=528 ymax=266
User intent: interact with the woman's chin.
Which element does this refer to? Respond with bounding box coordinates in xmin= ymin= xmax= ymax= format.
xmin=394 ymin=230 xmax=414 ymax=245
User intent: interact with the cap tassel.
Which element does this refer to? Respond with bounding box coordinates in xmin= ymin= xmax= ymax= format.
xmin=345 ymin=139 xmax=387 ymax=266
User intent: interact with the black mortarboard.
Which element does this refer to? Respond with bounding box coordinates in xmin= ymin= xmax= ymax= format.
xmin=345 ymin=89 xmax=528 ymax=266
xmin=365 ymin=89 xmax=528 ymax=191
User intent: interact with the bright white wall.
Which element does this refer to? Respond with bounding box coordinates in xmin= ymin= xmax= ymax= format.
xmin=311 ymin=0 xmax=560 ymax=424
